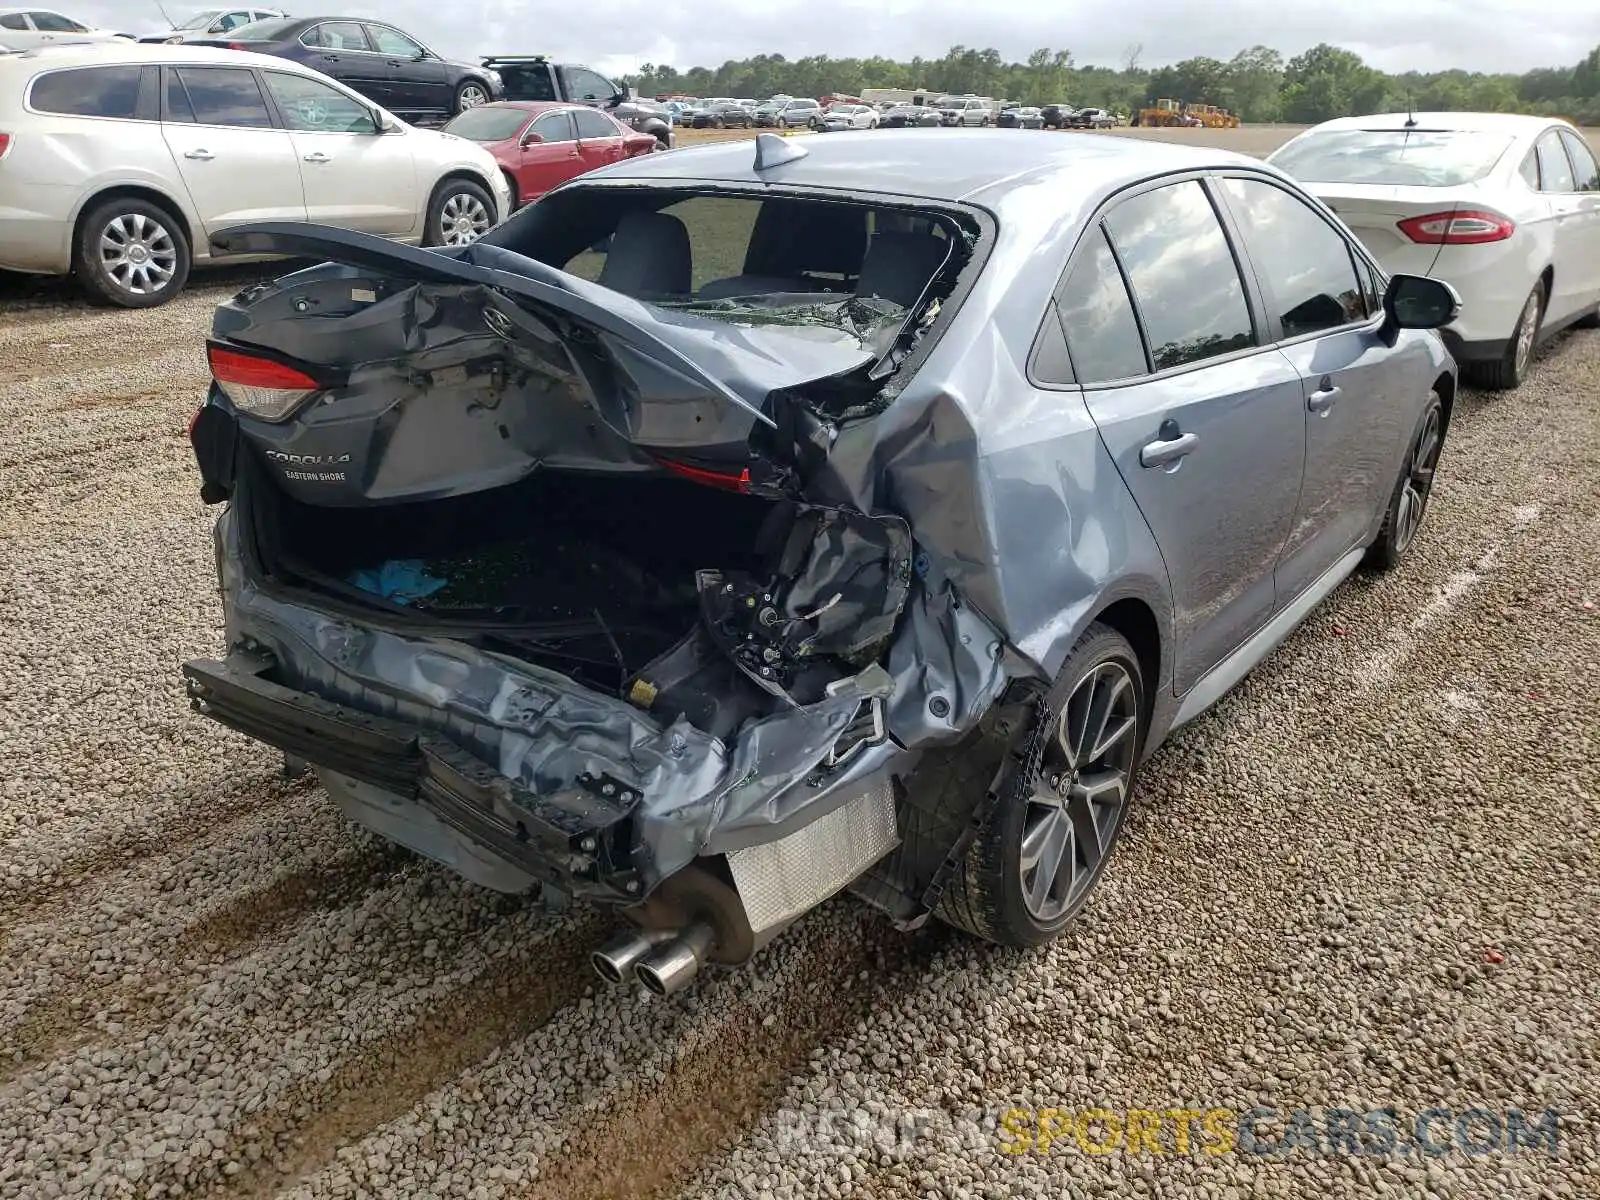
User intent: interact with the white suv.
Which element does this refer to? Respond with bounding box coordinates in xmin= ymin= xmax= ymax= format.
xmin=0 ymin=43 xmax=512 ymax=306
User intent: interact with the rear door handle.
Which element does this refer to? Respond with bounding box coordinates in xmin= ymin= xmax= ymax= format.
xmin=1308 ymin=384 xmax=1341 ymax=414
xmin=303 ymin=151 xmax=330 ymax=163
xmin=183 ymin=149 xmax=214 ymax=160
xmin=1140 ymin=430 xmax=1198 ymax=468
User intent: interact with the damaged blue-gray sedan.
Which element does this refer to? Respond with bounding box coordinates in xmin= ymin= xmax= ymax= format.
xmin=182 ymin=130 xmax=1460 ymax=995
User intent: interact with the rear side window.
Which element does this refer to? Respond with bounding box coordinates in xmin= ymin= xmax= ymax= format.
xmin=302 ymin=21 xmax=367 ymax=50
xmin=0 ymin=14 xmax=26 ymax=29
xmin=1054 ymin=226 xmax=1147 ymax=384
xmin=1221 ymin=177 xmax=1367 ymax=337
xmin=572 ymin=108 xmax=617 ymax=139
xmin=1534 ymin=133 xmax=1575 ymax=193
xmin=1104 ymin=181 xmax=1255 ymax=372
xmin=171 ymin=66 xmax=273 ymax=128
xmin=28 ymin=12 xmax=86 ymax=32
xmin=30 ymin=65 xmax=144 ymax=119
xmin=1558 ymin=130 xmax=1599 ymax=192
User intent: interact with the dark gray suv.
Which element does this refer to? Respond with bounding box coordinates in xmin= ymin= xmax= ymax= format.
xmin=182 ymin=131 xmax=1458 ymax=997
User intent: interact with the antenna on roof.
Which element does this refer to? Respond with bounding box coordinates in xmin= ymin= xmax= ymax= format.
xmin=752 ymin=131 xmax=807 ymax=171
xmin=1404 ymin=90 xmax=1417 ymax=128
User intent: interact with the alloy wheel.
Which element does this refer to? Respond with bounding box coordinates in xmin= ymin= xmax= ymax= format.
xmin=458 ymin=84 xmax=489 ymax=111
xmin=1018 ymin=661 xmax=1140 ymax=923
xmin=1513 ymin=287 xmax=1541 ymax=377
xmin=1394 ymin=404 xmax=1443 ymax=555
xmin=439 ymin=192 xmax=491 ymax=245
xmin=98 ymin=212 xmax=178 ymax=297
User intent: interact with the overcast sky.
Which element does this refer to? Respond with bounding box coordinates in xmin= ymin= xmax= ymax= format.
xmin=77 ymin=0 xmax=1600 ymax=78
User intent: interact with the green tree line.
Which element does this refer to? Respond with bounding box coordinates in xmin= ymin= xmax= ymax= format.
xmin=623 ymin=42 xmax=1600 ymax=125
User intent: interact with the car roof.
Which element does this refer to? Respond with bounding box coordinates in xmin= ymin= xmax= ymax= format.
xmin=1302 ymin=111 xmax=1564 ymax=135
xmin=584 ymin=127 xmax=1264 ymax=204
xmin=0 ymin=41 xmax=336 ymax=71
xmin=471 ymin=100 xmax=593 ymax=117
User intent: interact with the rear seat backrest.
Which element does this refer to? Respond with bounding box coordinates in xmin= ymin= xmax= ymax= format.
xmin=854 ymin=230 xmax=949 ymax=309
xmin=597 ymin=211 xmax=693 ymax=299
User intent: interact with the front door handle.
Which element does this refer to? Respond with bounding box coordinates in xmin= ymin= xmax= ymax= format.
xmin=1140 ymin=429 xmax=1199 ymax=469
xmin=1307 ymin=383 xmax=1341 ymax=414
xmin=183 ymin=149 xmax=214 ymax=160
xmin=303 ymin=151 xmax=331 ymax=163
xmin=322 ymin=53 xmax=339 ymax=63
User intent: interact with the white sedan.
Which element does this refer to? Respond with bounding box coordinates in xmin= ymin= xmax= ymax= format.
xmin=816 ymin=103 xmax=879 ymax=131
xmin=0 ymin=43 xmax=511 ymax=307
xmin=0 ymin=8 xmax=129 ymax=46
xmin=1268 ymin=112 xmax=1600 ymax=390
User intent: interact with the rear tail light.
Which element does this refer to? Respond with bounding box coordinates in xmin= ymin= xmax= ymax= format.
xmin=207 ymin=344 xmax=321 ymax=422
xmin=0 ymin=133 xmax=12 ymax=160
xmin=652 ymin=455 xmax=752 ymax=493
xmin=225 ymin=41 xmax=248 ymax=50
xmin=1397 ymin=210 xmax=1515 ymax=245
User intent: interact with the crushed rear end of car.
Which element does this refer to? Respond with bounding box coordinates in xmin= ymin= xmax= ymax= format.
xmin=181 ymin=180 xmax=1017 ymax=992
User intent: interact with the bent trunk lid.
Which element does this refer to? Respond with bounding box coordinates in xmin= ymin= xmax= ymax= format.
xmin=205 ymin=224 xmax=888 ymax=506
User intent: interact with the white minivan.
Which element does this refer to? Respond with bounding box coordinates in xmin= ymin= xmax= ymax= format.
xmin=0 ymin=42 xmax=511 ymax=306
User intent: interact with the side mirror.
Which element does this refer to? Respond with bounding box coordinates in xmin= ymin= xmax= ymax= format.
xmin=1382 ymin=274 xmax=1461 ymax=336
xmin=520 ymin=131 xmax=544 ymax=146
xmin=412 ymin=49 xmax=426 ymax=61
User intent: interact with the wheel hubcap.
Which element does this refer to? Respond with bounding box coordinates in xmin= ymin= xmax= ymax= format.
xmin=460 ymin=85 xmax=488 ymax=109
xmin=1395 ymin=405 xmax=1443 ymax=554
xmin=1018 ymin=661 xmax=1139 ymax=923
xmin=440 ymin=193 xmax=491 ymax=245
xmin=99 ymin=212 xmax=177 ymax=295
xmin=1514 ymin=289 xmax=1540 ymax=375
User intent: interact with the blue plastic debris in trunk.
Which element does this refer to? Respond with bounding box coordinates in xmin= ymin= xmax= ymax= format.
xmin=347 ymin=559 xmax=448 ymax=604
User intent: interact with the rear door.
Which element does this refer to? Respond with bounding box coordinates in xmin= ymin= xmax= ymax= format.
xmin=1533 ymin=130 xmax=1587 ymax=323
xmin=1554 ymin=129 xmax=1600 ymax=313
xmin=366 ymin=23 xmax=448 ymax=114
xmin=260 ymin=69 xmax=418 ymax=235
xmin=297 ymin=21 xmax=382 ymax=104
xmin=512 ymin=110 xmax=582 ymax=200
xmin=1216 ymin=173 xmax=1410 ymax=599
xmin=571 ymin=106 xmax=625 ymax=173
xmin=160 ymin=64 xmax=308 ymax=233
xmin=1067 ymin=178 xmax=1307 ymax=695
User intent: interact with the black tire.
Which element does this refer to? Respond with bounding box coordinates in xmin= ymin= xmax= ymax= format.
xmin=1464 ymin=279 xmax=1543 ymax=391
xmin=74 ymin=196 xmax=191 ymax=308
xmin=453 ymin=79 xmax=491 ymax=115
xmin=423 ymin=177 xmax=495 ymax=248
xmin=500 ymin=170 xmax=520 ymax=211
xmin=1365 ymin=392 xmax=1446 ymax=572
xmin=650 ymin=136 xmax=668 ymax=152
xmin=1574 ymin=306 xmax=1600 ymax=330
xmin=937 ymin=622 xmax=1146 ymax=947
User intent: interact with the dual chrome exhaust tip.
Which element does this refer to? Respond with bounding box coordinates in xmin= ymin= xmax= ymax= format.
xmin=590 ymin=919 xmax=717 ymax=996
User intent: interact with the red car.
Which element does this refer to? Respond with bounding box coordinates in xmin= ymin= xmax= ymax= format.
xmin=439 ymin=101 xmax=661 ymax=209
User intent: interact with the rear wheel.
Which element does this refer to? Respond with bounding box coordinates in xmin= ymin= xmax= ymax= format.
xmin=937 ymin=623 xmax=1145 ymax=947
xmin=1466 ymin=280 xmax=1543 ymax=392
xmin=74 ymin=196 xmax=191 ymax=308
xmin=1366 ymin=392 xmax=1446 ymax=572
xmin=424 ymin=178 xmax=495 ymax=247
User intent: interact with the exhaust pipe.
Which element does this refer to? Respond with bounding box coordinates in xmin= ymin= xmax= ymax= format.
xmin=591 ymin=927 xmax=676 ymax=985
xmin=634 ymin=919 xmax=716 ymax=997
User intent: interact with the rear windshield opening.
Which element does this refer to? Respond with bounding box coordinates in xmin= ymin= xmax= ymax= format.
xmin=1271 ymin=129 xmax=1516 ymax=187
xmin=486 ymin=188 xmax=973 ymax=367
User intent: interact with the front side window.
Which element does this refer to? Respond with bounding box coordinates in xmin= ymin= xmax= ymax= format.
xmin=530 ymin=112 xmax=574 ymax=143
xmin=1221 ymin=177 xmax=1366 ymax=337
xmin=1054 ymin=226 xmax=1147 ymax=384
xmin=1558 ymin=129 xmax=1599 ymax=192
xmin=571 ymin=108 xmax=617 ymax=140
xmin=367 ymin=25 xmax=423 ymax=57
xmin=564 ymin=68 xmax=614 ymax=102
xmin=28 ymin=12 xmax=88 ymax=32
xmin=1535 ymin=132 xmax=1575 ymax=193
xmin=263 ymin=72 xmax=375 ymax=133
xmin=170 ymin=66 xmax=273 ymax=128
xmin=31 ymin=65 xmax=143 ymax=119
xmin=1104 ymin=181 xmax=1255 ymax=372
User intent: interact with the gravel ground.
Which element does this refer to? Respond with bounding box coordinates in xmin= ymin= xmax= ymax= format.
xmin=1 ymin=128 xmax=1597 ymax=1198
